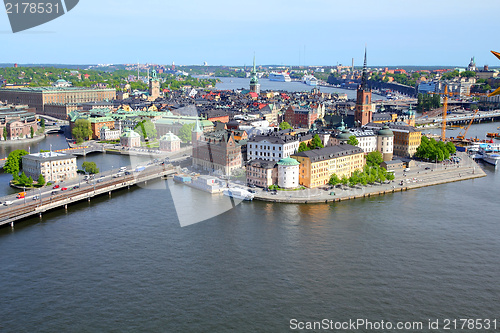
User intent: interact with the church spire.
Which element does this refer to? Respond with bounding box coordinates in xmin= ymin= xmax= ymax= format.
xmin=361 ymin=46 xmax=368 ymax=90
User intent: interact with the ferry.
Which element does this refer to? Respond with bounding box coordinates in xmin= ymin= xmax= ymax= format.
xmin=269 ymin=72 xmax=291 ymax=82
xmin=303 ymin=75 xmax=318 ymax=86
xmin=223 ymin=187 xmax=254 ymax=201
xmin=483 ymin=153 xmax=500 ymax=166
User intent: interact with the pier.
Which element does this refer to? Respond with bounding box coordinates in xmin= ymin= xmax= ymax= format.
xmin=0 ymin=164 xmax=177 ymax=228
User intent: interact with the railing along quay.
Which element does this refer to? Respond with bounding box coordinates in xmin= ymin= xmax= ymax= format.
xmin=0 ymin=165 xmax=177 ymax=228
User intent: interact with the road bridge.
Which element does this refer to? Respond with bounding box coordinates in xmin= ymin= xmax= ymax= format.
xmin=416 ymin=109 xmax=500 ymax=126
xmin=0 ymin=164 xmax=178 ymax=228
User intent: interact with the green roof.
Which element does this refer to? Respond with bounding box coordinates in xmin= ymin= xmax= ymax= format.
xmin=277 ymin=157 xmax=300 ymax=166
xmin=378 ymin=125 xmax=394 ymax=137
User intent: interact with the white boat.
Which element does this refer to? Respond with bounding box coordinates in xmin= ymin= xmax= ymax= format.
xmin=223 ymin=187 xmax=254 ymax=201
xmin=269 ymin=72 xmax=291 ymax=82
xmin=303 ymin=75 xmax=318 ymax=86
xmin=477 ymin=143 xmax=500 ymax=166
xmin=483 ymin=153 xmax=500 ymax=166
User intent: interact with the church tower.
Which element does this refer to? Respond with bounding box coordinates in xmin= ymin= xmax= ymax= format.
xmin=355 ymin=48 xmax=373 ymax=126
xmin=149 ymin=69 xmax=160 ymax=101
xmin=249 ymin=55 xmax=260 ymax=94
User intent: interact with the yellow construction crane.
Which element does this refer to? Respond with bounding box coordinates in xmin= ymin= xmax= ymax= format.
xmin=456 ymin=108 xmax=479 ymax=140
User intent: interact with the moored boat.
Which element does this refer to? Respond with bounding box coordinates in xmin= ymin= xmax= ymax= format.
xmin=223 ymin=187 xmax=254 ymax=201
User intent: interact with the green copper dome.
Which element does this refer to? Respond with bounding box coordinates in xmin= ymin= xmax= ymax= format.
xmin=378 ymin=125 xmax=394 ymax=137
xmin=277 ymin=157 xmax=300 ymax=166
xmin=338 ymin=128 xmax=351 ymax=141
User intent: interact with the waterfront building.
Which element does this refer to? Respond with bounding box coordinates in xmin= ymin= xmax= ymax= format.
xmin=246 ymin=159 xmax=278 ymax=188
xmin=99 ymin=125 xmax=121 ymax=141
xmin=247 ymin=133 xmax=300 ymax=162
xmin=191 ymin=122 xmax=243 ymax=175
xmin=277 ymin=157 xmax=300 ymax=189
xmin=0 ymin=105 xmax=38 ymax=140
xmin=22 ymin=151 xmax=77 ymax=183
xmin=377 ymin=125 xmax=394 ymax=161
xmin=364 ymin=122 xmax=421 ymax=158
xmin=120 ymin=127 xmax=141 ymax=147
xmin=355 ymin=49 xmax=374 ymax=126
xmin=292 ymin=144 xmax=365 ymax=188
xmin=159 ymin=132 xmax=181 ymax=152
xmin=0 ymin=86 xmax=116 ymax=119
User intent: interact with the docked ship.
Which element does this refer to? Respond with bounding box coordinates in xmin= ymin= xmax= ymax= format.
xmin=475 ymin=143 xmax=500 ymax=166
xmin=269 ymin=71 xmax=291 ymax=82
xmin=223 ymin=187 xmax=255 ymax=201
xmin=303 ymin=75 xmax=318 ymax=86
xmin=483 ymin=153 xmax=500 ymax=166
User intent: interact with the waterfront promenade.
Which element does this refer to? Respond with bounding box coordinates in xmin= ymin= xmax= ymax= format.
xmin=252 ymin=152 xmax=486 ymax=204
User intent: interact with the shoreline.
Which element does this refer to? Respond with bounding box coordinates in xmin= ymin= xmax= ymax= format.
xmin=252 ymin=152 xmax=487 ymax=204
xmin=0 ymin=134 xmax=46 ymax=146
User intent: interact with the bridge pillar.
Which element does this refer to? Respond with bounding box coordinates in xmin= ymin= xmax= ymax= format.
xmin=39 ymin=212 xmax=42 ymax=218
xmin=10 ymin=222 xmax=14 ymax=228
xmin=65 ymin=204 xmax=67 ymax=210
xmin=109 ymin=191 xmax=111 ymax=197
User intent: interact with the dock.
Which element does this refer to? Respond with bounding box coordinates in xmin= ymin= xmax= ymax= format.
xmin=0 ymin=165 xmax=177 ymax=228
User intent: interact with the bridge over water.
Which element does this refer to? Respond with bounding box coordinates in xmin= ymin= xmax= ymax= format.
xmin=0 ymin=164 xmax=178 ymax=228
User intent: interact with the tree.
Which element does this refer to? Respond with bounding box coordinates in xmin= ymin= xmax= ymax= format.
xmin=347 ymin=135 xmax=359 ymax=146
xmin=3 ymin=126 xmax=7 ymax=141
xmin=328 ymin=174 xmax=341 ymax=186
xmin=72 ymin=119 xmax=92 ymax=144
xmin=308 ymin=134 xmax=324 ymax=150
xmin=37 ymin=174 xmax=46 ymax=186
xmin=30 ymin=126 xmax=34 ymax=138
xmin=4 ymin=149 xmax=29 ymax=179
xmin=298 ymin=142 xmax=310 ymax=152
xmin=340 ymin=175 xmax=349 ymax=186
xmin=366 ymin=151 xmax=383 ymax=166
xmin=40 ymin=118 xmax=45 ymax=130
xmin=178 ymin=123 xmax=195 ymax=143
xmin=82 ymin=161 xmax=99 ymax=174
xmin=134 ymin=119 xmax=157 ymax=141
xmin=19 ymin=172 xmax=29 ymax=186
xmin=279 ymin=121 xmax=292 ymax=130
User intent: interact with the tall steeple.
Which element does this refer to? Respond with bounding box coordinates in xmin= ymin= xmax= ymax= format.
xmin=355 ymin=46 xmax=373 ymax=127
xmin=249 ymin=54 xmax=260 ymax=94
xmin=361 ymin=46 xmax=368 ymax=91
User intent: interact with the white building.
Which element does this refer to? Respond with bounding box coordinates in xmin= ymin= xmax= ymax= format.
xmin=247 ymin=134 xmax=299 ymax=162
xmin=159 ymin=132 xmax=181 ymax=152
xmin=100 ymin=125 xmax=121 ymax=141
xmin=22 ymin=151 xmax=77 ymax=183
xmin=120 ymin=127 xmax=141 ymax=147
xmin=277 ymin=157 xmax=299 ymax=189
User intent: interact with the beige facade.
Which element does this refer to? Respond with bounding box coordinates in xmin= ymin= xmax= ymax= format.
xmin=292 ymin=145 xmax=365 ymax=188
xmin=22 ymin=152 xmax=77 ymax=183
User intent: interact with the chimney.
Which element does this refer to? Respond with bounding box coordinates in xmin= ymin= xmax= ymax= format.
xmin=484 ymin=65 xmax=489 ymax=71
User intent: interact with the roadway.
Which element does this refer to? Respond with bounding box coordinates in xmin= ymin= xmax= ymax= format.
xmin=0 ymin=161 xmax=175 ymax=223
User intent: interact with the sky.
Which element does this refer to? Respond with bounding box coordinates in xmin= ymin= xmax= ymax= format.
xmin=1 ymin=0 xmax=500 ymax=67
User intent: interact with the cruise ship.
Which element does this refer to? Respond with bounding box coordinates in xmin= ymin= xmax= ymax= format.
xmin=269 ymin=71 xmax=291 ymax=82
xmin=303 ymin=75 xmax=318 ymax=86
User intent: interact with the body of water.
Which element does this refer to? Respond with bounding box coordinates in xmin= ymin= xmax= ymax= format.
xmin=215 ymin=77 xmax=387 ymax=100
xmin=1 ymin=84 xmax=499 ymax=332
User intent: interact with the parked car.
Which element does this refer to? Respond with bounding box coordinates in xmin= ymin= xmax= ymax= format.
xmin=53 ymin=185 xmax=60 ymax=189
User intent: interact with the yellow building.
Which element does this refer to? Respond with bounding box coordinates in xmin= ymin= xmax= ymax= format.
xmin=364 ymin=122 xmax=422 ymax=157
xmin=292 ymin=144 xmax=365 ymax=188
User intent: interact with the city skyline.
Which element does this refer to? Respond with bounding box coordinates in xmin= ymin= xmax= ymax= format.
xmin=1 ymin=0 xmax=499 ymax=66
